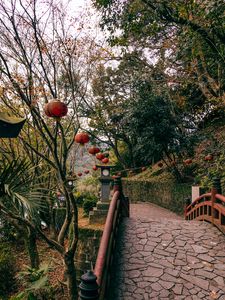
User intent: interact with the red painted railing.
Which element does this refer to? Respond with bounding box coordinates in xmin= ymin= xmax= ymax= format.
xmin=94 ymin=177 xmax=129 ymax=300
xmin=185 ymin=188 xmax=225 ymax=234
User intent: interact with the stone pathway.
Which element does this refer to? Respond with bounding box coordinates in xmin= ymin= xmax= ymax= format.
xmin=108 ymin=203 xmax=225 ymax=300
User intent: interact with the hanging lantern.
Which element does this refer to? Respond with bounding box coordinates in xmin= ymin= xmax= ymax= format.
xmin=75 ymin=132 xmax=90 ymax=145
xmin=84 ymin=170 xmax=90 ymax=174
xmin=93 ymin=166 xmax=98 ymax=171
xmin=183 ymin=159 xmax=192 ymax=165
xmin=102 ymin=157 xmax=109 ymax=164
xmin=96 ymin=153 xmax=105 ymax=161
xmin=44 ymin=100 xmax=68 ymax=118
xmin=204 ymin=154 xmax=213 ymax=161
xmin=141 ymin=167 xmax=147 ymax=172
xmin=88 ymin=147 xmax=100 ymax=155
xmin=77 ymin=172 xmax=83 ymax=177
xmin=158 ymin=162 xmax=163 ymax=168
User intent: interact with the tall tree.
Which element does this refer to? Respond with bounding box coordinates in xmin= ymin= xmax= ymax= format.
xmin=0 ymin=1 xmax=101 ymax=298
xmin=94 ymin=0 xmax=225 ymax=107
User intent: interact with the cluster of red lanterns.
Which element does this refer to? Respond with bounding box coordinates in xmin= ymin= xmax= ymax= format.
xmin=183 ymin=154 xmax=213 ymax=166
xmin=73 ymin=131 xmax=110 ymax=177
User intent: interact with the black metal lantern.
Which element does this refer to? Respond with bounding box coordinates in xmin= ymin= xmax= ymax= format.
xmin=66 ymin=175 xmax=77 ymax=190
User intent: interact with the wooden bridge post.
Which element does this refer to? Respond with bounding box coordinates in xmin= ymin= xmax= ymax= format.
xmin=213 ymin=178 xmax=222 ymax=195
xmin=211 ymin=187 xmax=216 ymax=226
xmin=184 ymin=197 xmax=191 ymax=219
xmin=113 ymin=176 xmax=129 ymax=217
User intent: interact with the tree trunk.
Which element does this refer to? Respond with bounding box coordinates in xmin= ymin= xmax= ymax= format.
xmin=64 ymin=251 xmax=78 ymax=300
xmin=26 ymin=228 xmax=40 ymax=269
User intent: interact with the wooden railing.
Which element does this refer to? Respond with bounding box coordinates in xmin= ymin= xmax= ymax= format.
xmin=79 ymin=176 xmax=129 ymax=300
xmin=185 ymin=188 xmax=225 ymax=234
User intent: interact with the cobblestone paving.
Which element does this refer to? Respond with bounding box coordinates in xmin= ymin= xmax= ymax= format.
xmin=108 ymin=203 xmax=225 ymax=300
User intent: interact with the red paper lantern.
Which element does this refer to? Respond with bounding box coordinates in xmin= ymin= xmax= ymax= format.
xmin=93 ymin=166 xmax=98 ymax=171
xmin=141 ymin=167 xmax=147 ymax=171
xmin=75 ymin=132 xmax=90 ymax=145
xmin=158 ymin=162 xmax=163 ymax=168
xmin=44 ymin=100 xmax=68 ymax=118
xmin=84 ymin=170 xmax=90 ymax=174
xmin=102 ymin=157 xmax=109 ymax=164
xmin=77 ymin=172 xmax=82 ymax=177
xmin=88 ymin=147 xmax=100 ymax=155
xmin=183 ymin=159 xmax=192 ymax=165
xmin=96 ymin=153 xmax=105 ymax=160
xmin=204 ymin=154 xmax=213 ymax=161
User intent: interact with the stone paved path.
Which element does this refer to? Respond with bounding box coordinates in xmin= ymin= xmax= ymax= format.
xmin=108 ymin=203 xmax=225 ymax=300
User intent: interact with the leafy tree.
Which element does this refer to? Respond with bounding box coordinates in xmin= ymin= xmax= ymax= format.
xmin=94 ymin=0 xmax=225 ymax=110
xmin=0 ymin=1 xmax=103 ymax=298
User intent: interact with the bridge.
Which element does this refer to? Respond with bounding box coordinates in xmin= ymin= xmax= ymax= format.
xmin=79 ymin=178 xmax=225 ymax=300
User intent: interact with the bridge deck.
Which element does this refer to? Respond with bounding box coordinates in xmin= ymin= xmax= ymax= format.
xmin=108 ymin=203 xmax=225 ymax=300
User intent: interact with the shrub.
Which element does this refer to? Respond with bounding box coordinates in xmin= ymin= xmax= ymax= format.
xmin=74 ymin=191 xmax=85 ymax=206
xmin=0 ymin=219 xmax=18 ymax=242
xmin=11 ymin=263 xmax=55 ymax=300
xmin=82 ymin=194 xmax=98 ymax=216
xmin=0 ymin=242 xmax=16 ymax=297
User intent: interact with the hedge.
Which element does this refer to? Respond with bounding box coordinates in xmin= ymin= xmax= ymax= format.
xmin=122 ymin=179 xmax=191 ymax=214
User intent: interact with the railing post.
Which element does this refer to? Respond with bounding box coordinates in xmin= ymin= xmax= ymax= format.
xmin=211 ymin=187 xmax=216 ymax=225
xmin=213 ymin=178 xmax=222 ymax=195
xmin=79 ymin=270 xmax=99 ymax=300
xmin=113 ymin=176 xmax=122 ymax=193
xmin=113 ymin=176 xmax=129 ymax=217
xmin=184 ymin=197 xmax=191 ymax=219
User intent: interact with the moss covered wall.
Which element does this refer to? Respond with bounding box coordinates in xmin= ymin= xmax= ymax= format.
xmin=75 ymin=228 xmax=103 ymax=280
xmin=122 ymin=179 xmax=191 ymax=214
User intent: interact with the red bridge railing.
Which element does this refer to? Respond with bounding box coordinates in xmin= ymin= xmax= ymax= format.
xmin=79 ymin=177 xmax=129 ymax=300
xmin=185 ymin=188 xmax=225 ymax=234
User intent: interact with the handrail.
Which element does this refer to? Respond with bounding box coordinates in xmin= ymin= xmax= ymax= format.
xmin=186 ymin=193 xmax=211 ymax=212
xmin=79 ymin=177 xmax=129 ymax=300
xmin=94 ymin=190 xmax=120 ymax=287
xmin=185 ymin=188 xmax=225 ymax=234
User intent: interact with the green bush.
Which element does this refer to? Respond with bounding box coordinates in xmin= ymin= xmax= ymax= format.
xmin=11 ymin=263 xmax=55 ymax=300
xmin=82 ymin=194 xmax=98 ymax=216
xmin=0 ymin=219 xmax=18 ymax=242
xmin=74 ymin=191 xmax=85 ymax=206
xmin=0 ymin=242 xmax=16 ymax=297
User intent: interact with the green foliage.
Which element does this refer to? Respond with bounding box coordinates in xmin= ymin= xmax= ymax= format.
xmin=82 ymin=194 xmax=98 ymax=216
xmin=12 ymin=264 xmax=55 ymax=300
xmin=76 ymin=176 xmax=100 ymax=197
xmin=74 ymin=191 xmax=85 ymax=206
xmin=0 ymin=242 xmax=16 ymax=297
xmin=0 ymin=218 xmax=18 ymax=242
